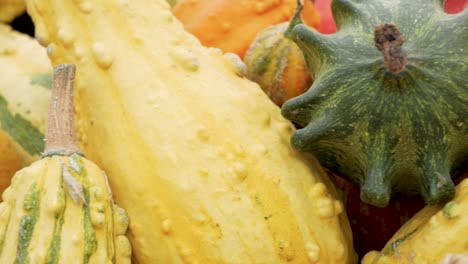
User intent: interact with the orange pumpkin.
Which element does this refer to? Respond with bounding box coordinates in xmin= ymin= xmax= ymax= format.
xmin=173 ymin=0 xmax=321 ymax=58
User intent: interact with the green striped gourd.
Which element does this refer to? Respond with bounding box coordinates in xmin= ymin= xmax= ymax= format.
xmin=244 ymin=21 xmax=312 ymax=106
xmin=0 ymin=65 xmax=131 ymax=263
xmin=0 ymin=24 xmax=51 ymax=187
xmin=282 ymin=0 xmax=468 ymax=207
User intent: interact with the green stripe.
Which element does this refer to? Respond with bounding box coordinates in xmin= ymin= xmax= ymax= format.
xmin=83 ymin=188 xmax=96 ymax=264
xmin=15 ymin=183 xmax=40 ymax=264
xmin=46 ymin=187 xmax=66 ymax=264
xmin=29 ymin=73 xmax=52 ymax=90
xmin=78 ymin=161 xmax=96 ymax=264
xmin=0 ymin=96 xmax=44 ymax=155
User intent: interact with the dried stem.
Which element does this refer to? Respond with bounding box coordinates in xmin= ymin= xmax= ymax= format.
xmin=374 ymin=24 xmax=407 ymax=74
xmin=43 ymin=64 xmax=81 ymax=157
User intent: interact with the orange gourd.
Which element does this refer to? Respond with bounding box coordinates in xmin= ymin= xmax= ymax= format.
xmin=173 ymin=0 xmax=321 ymax=58
xmin=0 ymin=130 xmax=22 ymax=194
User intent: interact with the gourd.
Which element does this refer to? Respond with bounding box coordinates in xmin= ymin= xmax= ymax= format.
xmin=444 ymin=0 xmax=468 ymax=14
xmin=173 ymin=0 xmax=321 ymax=58
xmin=244 ymin=17 xmax=312 ymax=106
xmin=361 ymin=178 xmax=468 ymax=264
xmin=312 ymin=0 xmax=336 ymax=34
xmin=0 ymin=64 xmax=131 ymax=263
xmin=0 ymin=129 xmax=22 ymax=192
xmin=0 ymin=24 xmax=51 ymax=192
xmin=0 ymin=0 xmax=25 ymax=23
xmin=26 ymin=0 xmax=356 ymax=263
xmin=281 ymin=0 xmax=468 ymax=207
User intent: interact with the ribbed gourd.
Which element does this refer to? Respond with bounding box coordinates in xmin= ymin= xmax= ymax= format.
xmin=26 ymin=0 xmax=356 ymax=263
xmin=0 ymin=0 xmax=25 ymax=23
xmin=281 ymin=0 xmax=468 ymax=207
xmin=244 ymin=13 xmax=312 ymax=106
xmin=0 ymin=64 xmax=131 ymax=263
xmin=361 ymin=178 xmax=468 ymax=264
xmin=0 ymin=24 xmax=51 ymax=193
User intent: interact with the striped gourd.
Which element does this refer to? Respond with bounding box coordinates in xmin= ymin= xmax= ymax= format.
xmin=0 ymin=24 xmax=51 ymax=187
xmin=362 ymin=177 xmax=468 ymax=263
xmin=27 ymin=0 xmax=356 ymax=263
xmin=0 ymin=65 xmax=131 ymax=263
xmin=244 ymin=21 xmax=312 ymax=106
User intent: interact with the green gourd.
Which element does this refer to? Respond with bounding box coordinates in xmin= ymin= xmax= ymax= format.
xmin=282 ymin=0 xmax=468 ymax=207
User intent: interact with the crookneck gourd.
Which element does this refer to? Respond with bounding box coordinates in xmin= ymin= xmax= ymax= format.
xmin=0 ymin=65 xmax=131 ymax=263
xmin=282 ymin=0 xmax=468 ymax=207
xmin=27 ymin=0 xmax=356 ymax=263
xmin=362 ymin=177 xmax=468 ymax=264
xmin=0 ymin=24 xmax=51 ymax=194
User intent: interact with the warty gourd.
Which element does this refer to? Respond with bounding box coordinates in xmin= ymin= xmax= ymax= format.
xmin=0 ymin=64 xmax=131 ymax=263
xmin=26 ymin=0 xmax=356 ymax=263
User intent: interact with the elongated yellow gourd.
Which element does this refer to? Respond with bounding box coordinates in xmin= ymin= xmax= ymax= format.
xmin=26 ymin=0 xmax=356 ymax=263
xmin=362 ymin=178 xmax=468 ymax=264
xmin=0 ymin=64 xmax=131 ymax=263
xmin=0 ymin=24 xmax=51 ymax=194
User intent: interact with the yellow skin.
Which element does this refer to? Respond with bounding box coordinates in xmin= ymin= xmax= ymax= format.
xmin=26 ymin=0 xmax=356 ymax=263
xmin=0 ymin=0 xmax=25 ymax=23
xmin=0 ymin=154 xmax=131 ymax=264
xmin=0 ymin=24 xmax=51 ymax=169
xmin=362 ymin=178 xmax=468 ymax=264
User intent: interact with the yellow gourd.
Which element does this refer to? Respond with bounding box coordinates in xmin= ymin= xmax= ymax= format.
xmin=362 ymin=178 xmax=468 ymax=264
xmin=26 ymin=0 xmax=356 ymax=263
xmin=0 ymin=24 xmax=51 ymax=195
xmin=0 ymin=0 xmax=25 ymax=23
xmin=0 ymin=64 xmax=131 ymax=263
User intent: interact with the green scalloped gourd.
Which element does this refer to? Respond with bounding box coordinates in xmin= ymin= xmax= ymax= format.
xmin=282 ymin=0 xmax=468 ymax=207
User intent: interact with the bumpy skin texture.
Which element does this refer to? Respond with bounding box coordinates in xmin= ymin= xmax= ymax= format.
xmin=282 ymin=0 xmax=468 ymax=207
xmin=362 ymin=178 xmax=468 ymax=264
xmin=26 ymin=0 xmax=356 ymax=263
xmin=0 ymin=154 xmax=131 ymax=263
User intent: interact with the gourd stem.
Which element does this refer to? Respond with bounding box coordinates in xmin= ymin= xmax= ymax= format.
xmin=284 ymin=0 xmax=305 ymax=40
xmin=374 ymin=24 xmax=407 ymax=74
xmin=43 ymin=64 xmax=81 ymax=157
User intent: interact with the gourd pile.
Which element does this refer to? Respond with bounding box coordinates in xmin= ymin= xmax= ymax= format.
xmin=0 ymin=0 xmax=466 ymax=263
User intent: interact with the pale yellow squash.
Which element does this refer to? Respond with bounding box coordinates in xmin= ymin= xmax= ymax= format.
xmin=362 ymin=178 xmax=468 ymax=264
xmin=26 ymin=0 xmax=356 ymax=263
